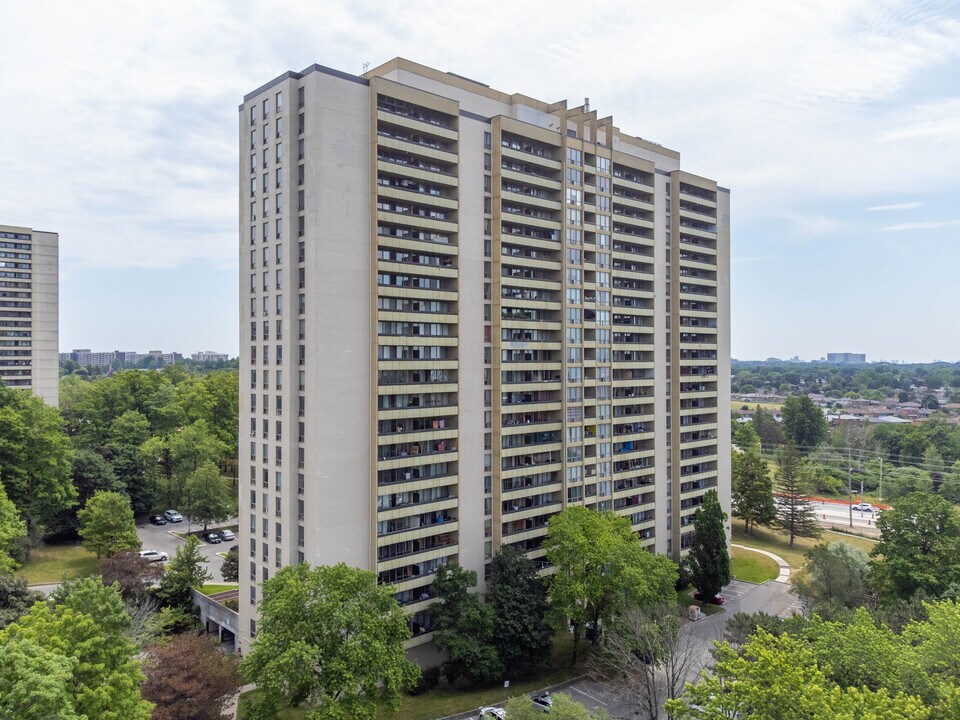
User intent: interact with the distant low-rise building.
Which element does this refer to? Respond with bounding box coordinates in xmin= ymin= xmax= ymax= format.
xmin=191 ymin=351 xmax=229 ymax=362
xmin=826 ymin=353 xmax=866 ymax=364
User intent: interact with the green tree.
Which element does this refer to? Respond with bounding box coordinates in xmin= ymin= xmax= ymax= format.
xmin=731 ymin=449 xmax=776 ymax=534
xmin=0 ymin=572 xmax=41 ymax=628
xmin=775 ymin=442 xmax=821 ymax=547
xmin=666 ymin=630 xmax=930 ymax=720
xmin=0 ymin=638 xmax=83 ymax=720
xmin=792 ymin=541 xmax=868 ymax=614
xmin=0 ymin=480 xmax=26 ymax=572
xmin=688 ymin=490 xmax=729 ymax=601
xmin=869 ymin=492 xmax=960 ymax=599
xmin=431 ymin=563 xmax=502 ymax=685
xmin=0 ymin=388 xmax=75 ymax=543
xmin=77 ymin=490 xmax=140 ymax=558
xmin=184 ymin=461 xmax=235 ymax=531
xmin=544 ymin=507 xmax=677 ymax=662
xmin=732 ymin=415 xmax=760 ymax=450
xmin=144 ymin=420 xmax=228 ymax=510
xmin=752 ymin=405 xmax=784 ymax=449
xmin=240 ymin=563 xmax=419 ymax=720
xmin=3 ymin=578 xmax=153 ymax=719
xmin=782 ymin=395 xmax=829 ymax=450
xmin=104 ymin=410 xmax=154 ymax=514
xmin=157 ymin=535 xmax=212 ymax=610
xmin=487 ymin=545 xmax=552 ymax=677
xmin=221 ymin=547 xmax=238 ymax=583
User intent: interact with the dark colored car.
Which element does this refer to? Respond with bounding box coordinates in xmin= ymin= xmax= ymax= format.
xmin=694 ymin=591 xmax=724 ymax=605
xmin=148 ymin=515 xmax=167 ymax=526
xmin=229 ymin=544 xmax=239 ymax=553
xmin=202 ymin=532 xmax=223 ymax=544
xmin=218 ymin=529 xmax=235 ymax=542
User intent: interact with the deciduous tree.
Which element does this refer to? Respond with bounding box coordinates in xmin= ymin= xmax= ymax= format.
xmin=688 ymin=490 xmax=730 ymax=602
xmin=792 ymin=541 xmax=868 ymax=614
xmin=544 ymin=507 xmax=677 ymax=662
xmin=0 ymin=572 xmax=41 ymax=628
xmin=184 ymin=461 xmax=235 ymax=531
xmin=732 ymin=450 xmax=776 ymax=535
xmin=0 ymin=480 xmax=26 ymax=572
xmin=221 ymin=547 xmax=238 ymax=583
xmin=752 ymin=405 xmax=784 ymax=449
xmin=101 ymin=551 xmax=164 ymax=601
xmin=869 ymin=492 xmax=960 ymax=599
xmin=0 ymin=638 xmax=82 ymax=720
xmin=240 ymin=563 xmax=419 ymax=720
xmin=142 ymin=632 xmax=240 ymax=720
xmin=775 ymin=442 xmax=821 ymax=547
xmin=781 ymin=395 xmax=829 ymax=450
xmin=77 ymin=490 xmax=140 ymax=558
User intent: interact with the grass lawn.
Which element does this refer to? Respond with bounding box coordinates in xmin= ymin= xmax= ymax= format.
xmin=16 ymin=543 xmax=99 ymax=585
xmin=730 ymin=546 xmax=779 ymax=583
xmin=237 ymin=631 xmax=591 ymax=720
xmin=197 ymin=583 xmax=239 ymax=596
xmin=733 ymin=525 xmax=876 ymax=571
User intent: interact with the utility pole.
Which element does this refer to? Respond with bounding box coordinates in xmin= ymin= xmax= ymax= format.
xmin=848 ymin=447 xmax=853 ymax=528
xmin=878 ymin=456 xmax=883 ymax=505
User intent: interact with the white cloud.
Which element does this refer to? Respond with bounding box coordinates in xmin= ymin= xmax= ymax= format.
xmin=868 ymin=202 xmax=923 ymax=211
xmin=882 ymin=220 xmax=960 ymax=231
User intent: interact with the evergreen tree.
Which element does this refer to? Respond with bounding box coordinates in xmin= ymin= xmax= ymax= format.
xmin=775 ymin=441 xmax=822 ymax=547
xmin=688 ymin=490 xmax=729 ymax=602
xmin=731 ymin=450 xmax=776 ymax=535
xmin=157 ymin=535 xmax=211 ymax=610
xmin=487 ymin=545 xmax=552 ymax=677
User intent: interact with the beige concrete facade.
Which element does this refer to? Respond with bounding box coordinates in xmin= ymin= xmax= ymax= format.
xmin=237 ymin=59 xmax=730 ymax=654
xmin=0 ymin=225 xmax=58 ymax=406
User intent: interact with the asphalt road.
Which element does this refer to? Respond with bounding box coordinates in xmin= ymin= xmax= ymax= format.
xmin=472 ymin=579 xmax=799 ymax=720
xmin=810 ymin=500 xmax=882 ymax=530
xmin=136 ymin=517 xmax=238 ymax=582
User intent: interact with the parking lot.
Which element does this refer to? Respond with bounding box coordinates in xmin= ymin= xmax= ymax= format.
xmin=136 ymin=517 xmax=238 ymax=582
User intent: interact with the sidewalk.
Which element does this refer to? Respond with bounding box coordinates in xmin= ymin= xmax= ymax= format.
xmin=731 ymin=543 xmax=791 ymax=583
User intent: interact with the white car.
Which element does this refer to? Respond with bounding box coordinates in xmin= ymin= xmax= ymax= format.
xmin=852 ymin=502 xmax=874 ymax=512
xmin=479 ymin=708 xmax=505 ymax=720
xmin=139 ymin=549 xmax=168 ymax=562
xmin=164 ymin=509 xmax=183 ymax=522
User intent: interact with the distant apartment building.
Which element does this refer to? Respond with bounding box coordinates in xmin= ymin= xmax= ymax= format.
xmin=0 ymin=225 xmax=58 ymax=405
xmin=238 ymin=59 xmax=731 ymax=654
xmin=71 ymin=349 xmax=115 ymax=368
xmin=192 ymin=351 xmax=230 ymax=362
xmin=827 ymin=353 xmax=866 ymax=364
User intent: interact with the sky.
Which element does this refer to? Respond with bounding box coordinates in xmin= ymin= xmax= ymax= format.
xmin=1 ymin=0 xmax=959 ymax=361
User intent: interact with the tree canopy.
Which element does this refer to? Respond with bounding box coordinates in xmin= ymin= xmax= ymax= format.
xmin=77 ymin=490 xmax=140 ymax=558
xmin=240 ymin=563 xmax=419 ymax=720
xmin=688 ymin=490 xmax=729 ymax=601
xmin=731 ymin=449 xmax=776 ymax=535
xmin=782 ymin=394 xmax=829 ymax=450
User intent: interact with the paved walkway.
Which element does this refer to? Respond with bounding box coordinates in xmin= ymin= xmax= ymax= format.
xmin=731 ymin=543 xmax=791 ymax=583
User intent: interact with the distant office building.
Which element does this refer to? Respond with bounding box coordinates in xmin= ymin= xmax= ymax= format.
xmin=0 ymin=225 xmax=58 ymax=405
xmin=72 ymin=349 xmax=115 ymax=368
xmin=191 ymin=351 xmax=230 ymax=362
xmin=827 ymin=353 xmax=866 ymax=364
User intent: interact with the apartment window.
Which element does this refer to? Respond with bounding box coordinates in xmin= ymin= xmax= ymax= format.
xmin=250 ymin=201 xmax=256 ymax=221
xmin=263 ymin=197 xmax=269 ymax=217
xmin=275 ymin=395 xmax=282 ymax=414
xmin=298 ymin=525 xmax=305 ymax=547
xmin=566 ymin=208 xmax=581 ymax=225
xmin=262 ymin=222 xmax=268 ymax=241
xmin=298 ymin=138 xmax=304 ymax=160
xmin=250 ymin=177 xmax=256 ymax=196
xmin=566 ymin=188 xmax=582 ymax=206
xmin=249 ymin=489 xmax=256 ymax=509
xmin=298 ymin=473 xmax=304 ymax=494
xmin=299 ymin=345 xmax=305 ymax=366
xmin=298 ymin=112 xmax=305 ymax=134
xmin=298 ymin=164 xmax=305 ymax=186
xmin=566 ymin=168 xmax=582 ymax=186
xmin=250 ymin=225 xmax=255 ymax=245
xmin=298 ymin=446 xmax=305 ymax=469
xmin=276 ymin=119 xmax=282 ymax=139
xmin=276 ymin=269 xmax=282 ymax=290
xmin=262 ymin=124 xmax=268 ymax=146
xmin=276 ymin=144 xmax=283 ymax=163
xmin=298 ymin=190 xmax=305 ymax=212
xmin=298 ymin=241 xmax=305 ymax=262
xmin=298 ymin=499 xmax=305 ymax=520
xmin=250 ymin=105 xmax=257 ymax=123
xmin=276 ymin=547 xmax=282 ymax=569
xmin=483 ymin=153 xmax=491 ymax=171
xmin=567 ymin=147 xmax=582 ymax=166
xmin=596 ymin=156 xmax=611 ymax=174
xmin=298 ymin=87 xmax=304 ymax=107
xmin=250 ymin=154 xmax=257 ymax=172
xmin=262 ymin=98 xmax=268 ymax=116
xmin=483 ymin=131 xmax=491 ymax=149
xmin=276 ymin=295 xmax=283 ymax=315
xmin=276 ymin=91 xmax=282 ymax=113
xmin=566 ymin=228 xmax=581 ymax=245
xmin=263 ymin=148 xmax=269 ymax=167
xmin=298 ymin=216 xmax=305 ymax=237
xmin=275 ymin=496 xmax=282 ymax=517
xmin=298 ymin=421 xmax=305 ymax=443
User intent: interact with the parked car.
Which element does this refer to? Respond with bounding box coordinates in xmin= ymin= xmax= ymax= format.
xmin=694 ymin=591 xmax=725 ymax=605
xmin=852 ymin=502 xmax=874 ymax=512
xmin=530 ymin=693 xmax=553 ymax=712
xmin=148 ymin=515 xmax=167 ymax=526
xmin=218 ymin=529 xmax=235 ymax=541
xmin=163 ymin=509 xmax=183 ymax=523
xmin=202 ymin=531 xmax=222 ymax=544
xmin=479 ymin=708 xmax=505 ymax=720
xmin=229 ymin=544 xmax=239 ymax=553
xmin=139 ymin=549 xmax=168 ymax=562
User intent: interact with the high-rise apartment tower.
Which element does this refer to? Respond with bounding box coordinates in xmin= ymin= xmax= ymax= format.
xmin=0 ymin=225 xmax=59 ymax=406
xmin=238 ymin=59 xmax=730 ymax=655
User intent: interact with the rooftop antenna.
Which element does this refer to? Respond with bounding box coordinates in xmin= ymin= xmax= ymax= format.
xmin=584 ymin=97 xmax=590 ymax=112
xmin=362 ymin=61 xmax=370 ymax=74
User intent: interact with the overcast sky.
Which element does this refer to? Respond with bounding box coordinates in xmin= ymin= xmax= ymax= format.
xmin=2 ymin=1 xmax=958 ymax=361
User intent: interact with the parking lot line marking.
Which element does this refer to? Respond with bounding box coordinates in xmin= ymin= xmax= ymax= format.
xmin=571 ymin=686 xmax=607 ymax=706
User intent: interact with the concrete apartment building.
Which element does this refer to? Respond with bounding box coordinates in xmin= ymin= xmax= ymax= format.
xmin=826 ymin=352 xmax=866 ymax=364
xmin=237 ymin=59 xmax=730 ymax=654
xmin=0 ymin=225 xmax=58 ymax=406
